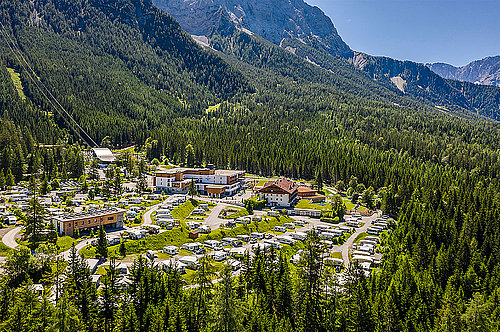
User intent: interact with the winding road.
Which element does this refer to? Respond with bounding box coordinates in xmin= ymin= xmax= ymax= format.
xmin=341 ymin=210 xmax=380 ymax=268
xmin=2 ymin=226 xmax=22 ymax=249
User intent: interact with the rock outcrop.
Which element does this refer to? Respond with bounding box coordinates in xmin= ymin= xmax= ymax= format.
xmin=427 ymin=56 xmax=500 ymax=87
xmin=152 ymin=0 xmax=353 ymax=57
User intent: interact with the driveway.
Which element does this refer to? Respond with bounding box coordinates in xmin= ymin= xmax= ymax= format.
xmin=59 ymin=238 xmax=94 ymax=261
xmin=341 ymin=210 xmax=380 ymax=268
xmin=142 ymin=202 xmax=163 ymax=226
xmin=2 ymin=226 xmax=22 ymax=249
xmin=204 ymin=204 xmax=226 ymax=230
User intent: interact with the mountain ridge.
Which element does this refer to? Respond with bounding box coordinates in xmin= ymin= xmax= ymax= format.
xmin=427 ymin=56 xmax=500 ymax=87
xmin=152 ymin=0 xmax=354 ymax=58
xmin=152 ymin=0 xmax=500 ymax=121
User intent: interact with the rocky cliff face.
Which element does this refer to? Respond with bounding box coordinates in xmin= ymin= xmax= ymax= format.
xmin=427 ymin=56 xmax=500 ymax=87
xmin=152 ymin=0 xmax=353 ymax=57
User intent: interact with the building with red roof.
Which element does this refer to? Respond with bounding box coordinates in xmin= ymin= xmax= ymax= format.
xmin=257 ymin=178 xmax=299 ymax=207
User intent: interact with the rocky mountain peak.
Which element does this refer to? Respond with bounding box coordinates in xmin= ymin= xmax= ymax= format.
xmin=427 ymin=56 xmax=500 ymax=87
xmin=152 ymin=0 xmax=353 ymax=57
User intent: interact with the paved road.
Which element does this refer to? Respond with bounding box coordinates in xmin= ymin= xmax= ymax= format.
xmin=204 ymin=204 xmax=226 ymax=230
xmin=341 ymin=210 xmax=380 ymax=268
xmin=60 ymin=238 xmax=94 ymax=260
xmin=142 ymin=202 xmax=163 ymax=226
xmin=2 ymin=226 xmax=22 ymax=249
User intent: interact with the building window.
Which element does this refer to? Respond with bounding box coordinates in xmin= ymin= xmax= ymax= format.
xmin=108 ymin=216 xmax=114 ymax=221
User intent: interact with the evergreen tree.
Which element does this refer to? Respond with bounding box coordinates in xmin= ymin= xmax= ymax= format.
xmin=119 ymin=240 xmax=126 ymax=258
xmin=214 ymin=265 xmax=241 ymax=332
xmin=89 ymin=160 xmax=100 ymax=181
xmin=188 ymin=180 xmax=198 ymax=198
xmin=5 ymin=169 xmax=15 ymax=187
xmin=26 ymin=178 xmax=46 ymax=248
xmin=185 ymin=144 xmax=195 ymax=167
xmin=136 ymin=172 xmax=148 ymax=194
xmin=97 ymin=224 xmax=108 ymax=259
xmin=315 ymin=169 xmax=323 ymax=192
xmin=0 ymin=170 xmax=4 ymax=190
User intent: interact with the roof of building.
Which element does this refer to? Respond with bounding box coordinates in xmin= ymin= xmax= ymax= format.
xmin=92 ymin=148 xmax=116 ymax=163
xmin=259 ymin=178 xmax=298 ymax=194
xmin=156 ymin=167 xmax=245 ymax=176
xmin=214 ymin=169 xmax=245 ymax=176
xmin=53 ymin=207 xmax=126 ymax=222
xmin=297 ymin=186 xmax=316 ymax=194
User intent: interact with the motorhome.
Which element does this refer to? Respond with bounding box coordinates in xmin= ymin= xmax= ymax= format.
xmin=178 ymin=256 xmax=199 ymax=269
xmin=367 ymin=227 xmax=382 ymax=235
xmin=290 ymin=231 xmax=307 ymax=241
xmin=263 ymin=239 xmax=282 ymax=249
xmin=236 ymin=234 xmax=250 ymax=242
xmin=204 ymin=240 xmax=223 ymax=251
xmin=273 ymin=226 xmax=286 ymax=233
xmin=345 ymin=220 xmax=361 ymax=228
xmin=163 ymin=245 xmax=179 ymax=255
xmin=211 ymin=251 xmax=228 ymax=262
xmin=365 ymin=236 xmax=380 ymax=243
xmin=181 ymin=242 xmax=202 ymax=252
xmin=250 ymin=232 xmax=265 ymax=239
xmin=276 ymin=235 xmax=296 ymax=246
xmin=357 ymin=245 xmax=375 ymax=255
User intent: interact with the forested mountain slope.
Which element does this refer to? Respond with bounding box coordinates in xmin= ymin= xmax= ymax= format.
xmin=153 ymin=0 xmax=500 ymax=121
xmin=1 ymin=0 xmax=500 ymax=331
xmin=0 ymin=0 xmax=250 ymax=146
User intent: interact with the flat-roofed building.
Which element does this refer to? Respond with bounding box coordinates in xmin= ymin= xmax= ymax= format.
xmin=297 ymin=186 xmax=326 ymax=202
xmin=53 ymin=207 xmax=125 ymax=236
xmin=92 ymin=148 xmax=116 ymax=164
xmin=154 ymin=167 xmax=246 ymax=197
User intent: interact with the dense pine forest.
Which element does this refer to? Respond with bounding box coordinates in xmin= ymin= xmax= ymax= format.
xmin=0 ymin=0 xmax=500 ymax=331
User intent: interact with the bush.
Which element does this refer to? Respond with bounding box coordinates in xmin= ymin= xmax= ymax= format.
xmin=320 ymin=216 xmax=339 ymax=224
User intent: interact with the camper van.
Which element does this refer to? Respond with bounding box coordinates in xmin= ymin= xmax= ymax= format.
xmin=345 ymin=220 xmax=361 ymax=228
xmin=211 ymin=251 xmax=228 ymax=262
xmin=367 ymin=227 xmax=382 ymax=235
xmin=250 ymin=232 xmax=265 ymax=240
xmin=273 ymin=226 xmax=287 ymax=233
xmin=263 ymin=239 xmax=282 ymax=249
xmin=276 ymin=235 xmax=296 ymax=246
xmin=204 ymin=240 xmax=223 ymax=251
xmin=290 ymin=231 xmax=307 ymax=241
xmin=163 ymin=245 xmax=179 ymax=255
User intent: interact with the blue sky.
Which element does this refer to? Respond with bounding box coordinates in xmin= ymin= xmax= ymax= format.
xmin=306 ymin=0 xmax=500 ymax=67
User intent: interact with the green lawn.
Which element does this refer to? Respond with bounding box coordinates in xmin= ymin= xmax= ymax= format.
xmin=57 ymin=236 xmax=76 ymax=253
xmin=295 ymin=199 xmax=331 ymax=211
xmin=172 ymin=199 xmax=199 ymax=221
xmin=331 ymin=252 xmax=342 ymax=259
xmin=220 ymin=207 xmax=250 ymax=219
xmin=0 ymin=242 xmax=12 ymax=256
xmin=7 ymin=68 xmax=26 ymax=100
xmin=341 ymin=197 xmax=366 ymax=211
xmin=81 ymin=215 xmax=295 ymax=259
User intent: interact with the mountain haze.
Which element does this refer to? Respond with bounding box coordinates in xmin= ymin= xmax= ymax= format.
xmin=427 ymin=56 xmax=500 ymax=87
